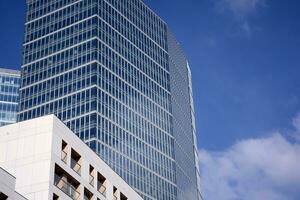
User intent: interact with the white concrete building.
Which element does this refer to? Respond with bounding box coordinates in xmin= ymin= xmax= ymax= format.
xmin=0 ymin=167 xmax=27 ymax=200
xmin=0 ymin=115 xmax=143 ymax=200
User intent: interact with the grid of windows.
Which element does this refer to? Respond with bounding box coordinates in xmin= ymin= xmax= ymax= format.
xmin=168 ymin=32 xmax=202 ymax=200
xmin=20 ymin=1 xmax=175 ymax=200
xmin=0 ymin=68 xmax=20 ymax=127
xmin=20 ymin=0 xmax=201 ymax=200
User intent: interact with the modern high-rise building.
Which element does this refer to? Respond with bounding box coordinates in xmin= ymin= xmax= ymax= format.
xmin=0 ymin=68 xmax=20 ymax=127
xmin=19 ymin=1 xmax=201 ymax=200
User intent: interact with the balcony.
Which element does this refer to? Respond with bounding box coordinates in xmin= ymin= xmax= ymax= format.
xmin=71 ymin=158 xmax=81 ymax=175
xmin=98 ymin=182 xmax=106 ymax=197
xmin=89 ymin=174 xmax=94 ymax=186
xmin=61 ymin=140 xmax=68 ymax=164
xmin=71 ymin=148 xmax=82 ymax=175
xmin=120 ymin=193 xmax=128 ymax=200
xmin=113 ymin=186 xmax=118 ymax=200
xmin=89 ymin=165 xmax=95 ymax=187
xmin=84 ymin=188 xmax=93 ymax=200
xmin=54 ymin=174 xmax=80 ymax=200
xmin=97 ymin=172 xmax=107 ymax=197
xmin=61 ymin=150 xmax=67 ymax=163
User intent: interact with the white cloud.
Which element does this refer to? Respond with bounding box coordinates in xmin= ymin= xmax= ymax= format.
xmin=218 ymin=0 xmax=266 ymax=19
xmin=292 ymin=113 xmax=300 ymax=142
xmin=199 ymin=115 xmax=300 ymax=200
xmin=214 ymin=0 xmax=267 ymax=37
xmin=292 ymin=113 xmax=300 ymax=133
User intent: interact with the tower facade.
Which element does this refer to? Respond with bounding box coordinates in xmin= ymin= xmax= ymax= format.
xmin=168 ymin=32 xmax=202 ymax=200
xmin=0 ymin=68 xmax=20 ymax=127
xmin=19 ymin=1 xmax=201 ymax=199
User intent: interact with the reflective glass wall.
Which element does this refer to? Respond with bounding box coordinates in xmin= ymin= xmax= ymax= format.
xmin=0 ymin=68 xmax=20 ymax=127
xmin=168 ymin=32 xmax=202 ymax=200
xmin=19 ymin=0 xmax=200 ymax=199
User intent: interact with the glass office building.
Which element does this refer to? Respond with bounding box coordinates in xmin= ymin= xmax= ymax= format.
xmin=19 ymin=0 xmax=201 ymax=199
xmin=0 ymin=68 xmax=20 ymax=127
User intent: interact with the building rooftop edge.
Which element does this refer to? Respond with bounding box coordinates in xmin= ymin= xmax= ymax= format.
xmin=0 ymin=166 xmax=16 ymax=179
xmin=140 ymin=0 xmax=167 ymax=25
xmin=0 ymin=68 xmax=21 ymax=76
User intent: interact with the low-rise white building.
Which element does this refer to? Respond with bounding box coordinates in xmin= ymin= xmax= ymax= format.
xmin=0 ymin=167 xmax=27 ymax=200
xmin=0 ymin=115 xmax=143 ymax=200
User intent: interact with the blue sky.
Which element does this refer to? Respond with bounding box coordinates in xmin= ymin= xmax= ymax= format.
xmin=1 ymin=0 xmax=300 ymax=199
xmin=144 ymin=0 xmax=300 ymax=150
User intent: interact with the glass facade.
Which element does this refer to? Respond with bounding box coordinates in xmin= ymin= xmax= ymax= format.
xmin=168 ymin=32 xmax=202 ymax=200
xmin=0 ymin=68 xmax=20 ymax=127
xmin=19 ymin=0 xmax=201 ymax=199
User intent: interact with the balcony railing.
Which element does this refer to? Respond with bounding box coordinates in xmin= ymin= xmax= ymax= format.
xmin=113 ymin=195 xmax=118 ymax=200
xmin=84 ymin=195 xmax=91 ymax=200
xmin=89 ymin=174 xmax=94 ymax=186
xmin=98 ymin=182 xmax=106 ymax=197
xmin=61 ymin=150 xmax=67 ymax=163
xmin=54 ymin=174 xmax=80 ymax=200
xmin=71 ymin=158 xmax=81 ymax=175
